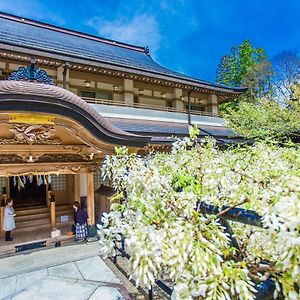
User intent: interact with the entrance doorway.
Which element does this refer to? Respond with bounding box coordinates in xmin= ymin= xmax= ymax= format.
xmin=9 ymin=176 xmax=46 ymax=208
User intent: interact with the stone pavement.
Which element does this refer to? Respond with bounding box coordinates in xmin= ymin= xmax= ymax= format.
xmin=0 ymin=242 xmax=138 ymax=300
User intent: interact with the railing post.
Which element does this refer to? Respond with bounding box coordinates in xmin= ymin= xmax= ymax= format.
xmin=50 ymin=196 xmax=56 ymax=229
xmin=148 ymin=286 xmax=153 ymax=300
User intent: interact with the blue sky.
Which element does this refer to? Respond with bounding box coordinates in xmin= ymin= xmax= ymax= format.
xmin=0 ymin=0 xmax=299 ymax=82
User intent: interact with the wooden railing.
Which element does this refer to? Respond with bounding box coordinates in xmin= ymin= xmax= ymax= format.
xmin=82 ymin=97 xmax=220 ymax=118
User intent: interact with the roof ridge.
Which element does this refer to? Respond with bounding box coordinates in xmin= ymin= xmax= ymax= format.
xmin=0 ymin=11 xmax=147 ymax=54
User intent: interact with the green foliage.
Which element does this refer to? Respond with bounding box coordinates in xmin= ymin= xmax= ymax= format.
xmin=291 ymin=83 xmax=300 ymax=101
xmin=216 ymin=40 xmax=273 ymax=106
xmin=223 ymin=98 xmax=300 ymax=141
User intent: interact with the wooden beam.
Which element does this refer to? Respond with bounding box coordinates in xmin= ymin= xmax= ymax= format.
xmin=0 ymin=162 xmax=100 ymax=177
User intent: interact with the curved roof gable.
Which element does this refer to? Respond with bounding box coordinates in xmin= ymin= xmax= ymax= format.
xmin=0 ymin=80 xmax=150 ymax=147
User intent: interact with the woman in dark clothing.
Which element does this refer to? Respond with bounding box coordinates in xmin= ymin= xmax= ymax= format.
xmin=73 ymin=201 xmax=89 ymax=241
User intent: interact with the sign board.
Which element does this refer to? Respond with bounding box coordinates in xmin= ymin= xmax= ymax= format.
xmin=60 ymin=215 xmax=69 ymax=222
xmin=9 ymin=113 xmax=54 ymax=125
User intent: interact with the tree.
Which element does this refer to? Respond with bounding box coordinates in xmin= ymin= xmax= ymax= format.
xmin=216 ymin=40 xmax=273 ymax=105
xmin=272 ymin=51 xmax=300 ymax=101
xmin=242 ymin=60 xmax=274 ymax=99
xmin=222 ymin=97 xmax=300 ymax=141
xmin=98 ymin=129 xmax=300 ymax=300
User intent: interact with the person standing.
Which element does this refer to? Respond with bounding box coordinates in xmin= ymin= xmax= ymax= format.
xmin=73 ymin=201 xmax=88 ymax=242
xmin=3 ymin=199 xmax=16 ymax=241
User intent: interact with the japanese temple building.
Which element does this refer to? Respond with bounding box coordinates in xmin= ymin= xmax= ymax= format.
xmin=0 ymin=12 xmax=245 ymax=246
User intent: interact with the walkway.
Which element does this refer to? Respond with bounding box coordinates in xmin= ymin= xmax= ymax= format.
xmin=0 ymin=242 xmax=140 ymax=300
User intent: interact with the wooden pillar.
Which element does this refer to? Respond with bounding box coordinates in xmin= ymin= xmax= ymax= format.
xmin=172 ymin=87 xmax=184 ymax=109
xmin=0 ymin=206 xmax=4 ymax=237
xmin=207 ymin=94 xmax=219 ymax=114
xmin=74 ymin=174 xmax=81 ymax=204
xmin=50 ymin=199 xmax=56 ymax=229
xmin=123 ymin=78 xmax=134 ymax=105
xmin=1 ymin=186 xmax=7 ymax=237
xmin=86 ymin=172 xmax=95 ymax=225
xmin=86 ymin=172 xmax=95 ymax=237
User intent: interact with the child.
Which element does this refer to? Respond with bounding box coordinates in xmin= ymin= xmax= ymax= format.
xmin=73 ymin=201 xmax=88 ymax=242
xmin=3 ymin=199 xmax=16 ymax=241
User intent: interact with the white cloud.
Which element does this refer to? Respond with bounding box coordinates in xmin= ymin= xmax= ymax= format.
xmin=0 ymin=0 xmax=65 ymax=25
xmin=86 ymin=14 xmax=161 ymax=56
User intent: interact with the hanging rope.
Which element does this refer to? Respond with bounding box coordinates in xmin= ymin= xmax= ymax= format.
xmin=18 ymin=176 xmax=24 ymax=190
xmin=13 ymin=176 xmax=17 ymax=187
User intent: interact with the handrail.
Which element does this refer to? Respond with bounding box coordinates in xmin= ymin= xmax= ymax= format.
xmin=82 ymin=97 xmax=220 ymax=118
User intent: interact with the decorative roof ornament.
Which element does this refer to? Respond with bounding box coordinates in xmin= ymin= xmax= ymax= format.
xmin=8 ymin=59 xmax=55 ymax=85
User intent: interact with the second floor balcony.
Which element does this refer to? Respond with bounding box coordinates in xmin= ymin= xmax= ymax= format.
xmin=82 ymin=97 xmax=221 ymax=120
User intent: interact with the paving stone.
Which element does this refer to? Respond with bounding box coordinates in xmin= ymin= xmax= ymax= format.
xmin=48 ymin=262 xmax=83 ymax=280
xmin=0 ymin=243 xmax=99 ymax=279
xmin=0 ymin=276 xmax=16 ymax=299
xmin=0 ymin=243 xmax=138 ymax=299
xmin=16 ymin=269 xmax=48 ymax=291
xmin=89 ymin=286 xmax=124 ymax=300
xmin=75 ymin=256 xmax=120 ymax=284
xmin=11 ymin=278 xmax=97 ymax=300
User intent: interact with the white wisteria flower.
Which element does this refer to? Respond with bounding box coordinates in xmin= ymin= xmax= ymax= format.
xmin=97 ymin=133 xmax=300 ymax=300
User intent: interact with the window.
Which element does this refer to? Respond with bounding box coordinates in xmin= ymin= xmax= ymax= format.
xmin=94 ymin=172 xmax=102 ymax=190
xmin=0 ymin=177 xmax=6 ymax=193
xmin=166 ymin=101 xmax=173 ymax=108
xmin=81 ymin=91 xmax=95 ymax=99
xmin=81 ymin=90 xmax=112 ymax=100
xmin=51 ymin=175 xmax=66 ymax=191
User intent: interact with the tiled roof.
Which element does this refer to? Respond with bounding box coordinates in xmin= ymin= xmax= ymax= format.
xmin=0 ymin=12 xmax=245 ymax=94
xmin=105 ymin=117 xmax=238 ymax=138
